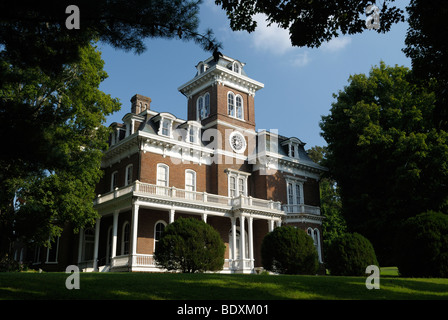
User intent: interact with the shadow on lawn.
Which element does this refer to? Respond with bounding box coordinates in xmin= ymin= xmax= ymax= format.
xmin=1 ymin=273 xmax=448 ymax=300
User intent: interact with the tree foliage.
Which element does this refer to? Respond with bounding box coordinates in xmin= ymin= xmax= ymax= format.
xmin=154 ymin=218 xmax=226 ymax=273
xmin=395 ymin=211 xmax=448 ymax=278
xmin=320 ymin=62 xmax=448 ymax=264
xmin=326 ymin=232 xmax=378 ymax=276
xmin=307 ymin=146 xmax=346 ymax=261
xmin=261 ymin=226 xmax=318 ymax=275
xmin=0 ymin=44 xmax=120 ymax=248
xmin=0 ymin=1 xmax=221 ymax=75
xmin=215 ymin=0 xmax=404 ymax=48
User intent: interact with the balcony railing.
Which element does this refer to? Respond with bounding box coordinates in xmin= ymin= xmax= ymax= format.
xmin=282 ymin=204 xmax=321 ymax=215
xmin=95 ymin=181 xmax=320 ymax=216
xmin=95 ymin=181 xmax=284 ymax=213
xmin=110 ymin=254 xmax=253 ymax=272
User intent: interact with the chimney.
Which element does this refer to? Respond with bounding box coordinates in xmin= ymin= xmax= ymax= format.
xmin=131 ymin=94 xmax=152 ymax=114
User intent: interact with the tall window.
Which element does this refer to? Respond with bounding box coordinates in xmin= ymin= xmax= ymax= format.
xmin=228 ymin=92 xmax=235 ymax=117
xmin=236 ymin=95 xmax=243 ymax=119
xmin=46 ymin=237 xmax=59 ymax=264
xmin=125 ymin=164 xmax=133 ymax=186
xmin=83 ymin=229 xmax=95 ymax=261
xmin=111 ymin=171 xmax=118 ymax=191
xmin=197 ymin=93 xmax=210 ymax=120
xmin=308 ymin=228 xmax=322 ymax=263
xmin=286 ymin=180 xmax=304 ymax=213
xmin=185 ymin=170 xmax=196 ymax=199
xmin=106 ymin=226 xmax=113 ymax=264
xmin=157 ymin=164 xmax=169 ymax=195
xmin=227 ymin=171 xmax=248 ymax=197
xmin=122 ymin=222 xmax=130 ymax=255
xmin=229 ymin=176 xmax=236 ymax=197
xmin=154 ymin=221 xmax=166 ymax=252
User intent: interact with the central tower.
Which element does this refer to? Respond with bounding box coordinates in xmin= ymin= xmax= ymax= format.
xmin=178 ymin=54 xmax=264 ymax=196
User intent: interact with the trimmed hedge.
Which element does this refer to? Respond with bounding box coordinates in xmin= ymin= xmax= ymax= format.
xmin=395 ymin=211 xmax=448 ymax=278
xmin=326 ymin=232 xmax=378 ymax=276
xmin=154 ymin=217 xmax=225 ymax=273
xmin=261 ymin=226 xmax=319 ymax=275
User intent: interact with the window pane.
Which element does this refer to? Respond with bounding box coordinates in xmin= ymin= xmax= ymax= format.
xmin=228 ymin=93 xmax=234 ymax=116
xmin=238 ymin=178 xmax=245 ymax=195
xmin=296 ymin=184 xmax=301 ymax=204
xmin=287 ymin=183 xmax=293 ymax=204
xmin=236 ymin=96 xmax=242 ymax=119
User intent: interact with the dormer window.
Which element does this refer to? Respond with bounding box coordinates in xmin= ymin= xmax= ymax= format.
xmin=232 ymin=61 xmax=241 ymax=74
xmin=197 ymin=62 xmax=208 ymax=75
xmin=281 ymin=137 xmax=304 ymax=159
xmin=161 ymin=119 xmax=171 ymax=136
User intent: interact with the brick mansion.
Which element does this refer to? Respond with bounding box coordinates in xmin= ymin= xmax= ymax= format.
xmin=20 ymin=54 xmax=326 ymax=273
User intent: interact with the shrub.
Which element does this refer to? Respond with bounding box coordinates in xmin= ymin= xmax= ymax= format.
xmin=261 ymin=226 xmax=319 ymax=275
xmin=154 ymin=217 xmax=225 ymax=273
xmin=326 ymin=232 xmax=378 ymax=276
xmin=395 ymin=211 xmax=448 ymax=278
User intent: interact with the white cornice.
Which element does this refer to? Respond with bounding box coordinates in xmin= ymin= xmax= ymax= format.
xmin=178 ymin=65 xmax=264 ymax=98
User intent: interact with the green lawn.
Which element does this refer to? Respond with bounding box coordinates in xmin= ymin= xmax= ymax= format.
xmin=1 ymin=268 xmax=447 ymax=300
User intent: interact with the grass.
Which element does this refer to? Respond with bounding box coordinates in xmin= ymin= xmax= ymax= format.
xmin=1 ymin=267 xmax=447 ymax=300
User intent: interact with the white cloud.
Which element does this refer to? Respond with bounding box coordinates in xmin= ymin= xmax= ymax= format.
xmin=320 ymin=37 xmax=352 ymax=52
xmin=251 ymin=14 xmax=293 ymax=55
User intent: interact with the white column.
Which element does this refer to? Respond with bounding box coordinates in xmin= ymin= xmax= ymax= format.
xmin=131 ymin=204 xmax=139 ymax=256
xmin=169 ymin=209 xmax=175 ymax=224
xmin=202 ymin=213 xmax=207 ymax=223
xmin=239 ymin=215 xmax=246 ymax=265
xmin=93 ymin=218 xmax=101 ymax=271
xmin=231 ymin=217 xmax=237 ymax=261
xmin=77 ymin=228 xmax=84 ymax=264
xmin=111 ymin=210 xmax=119 ymax=259
xmin=248 ymin=216 xmax=254 ymax=269
xmin=276 ymin=219 xmax=282 ymax=228
xmin=268 ymin=219 xmax=274 ymax=232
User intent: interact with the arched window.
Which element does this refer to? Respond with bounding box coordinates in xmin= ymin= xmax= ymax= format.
xmin=228 ymin=92 xmax=235 ymax=117
xmin=111 ymin=171 xmax=118 ymax=191
xmin=185 ymin=169 xmax=196 ymax=199
xmin=125 ymin=164 xmax=133 ymax=186
xmin=157 ymin=164 xmax=169 ymax=195
xmin=154 ymin=221 xmax=167 ymax=252
xmin=233 ymin=61 xmax=241 ymax=74
xmin=197 ymin=93 xmax=210 ymax=120
xmin=122 ymin=222 xmax=130 ymax=255
xmin=236 ymin=95 xmax=243 ymax=119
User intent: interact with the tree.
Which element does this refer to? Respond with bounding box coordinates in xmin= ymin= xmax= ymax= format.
xmin=326 ymin=232 xmax=378 ymax=276
xmin=320 ymin=62 xmax=448 ymax=265
xmin=403 ymin=0 xmax=448 ymax=129
xmin=307 ymin=146 xmax=347 ymax=260
xmin=215 ymin=0 xmax=404 ymax=48
xmin=395 ymin=211 xmax=448 ymax=278
xmin=154 ymin=218 xmax=226 ymax=273
xmin=0 ymin=43 xmax=120 ymax=249
xmin=0 ymin=1 xmax=221 ymax=75
xmin=0 ymin=0 xmax=221 ymax=253
xmin=261 ymin=226 xmax=318 ymax=275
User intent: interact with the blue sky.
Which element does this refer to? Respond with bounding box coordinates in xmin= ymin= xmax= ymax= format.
xmin=98 ymin=0 xmax=411 ymax=149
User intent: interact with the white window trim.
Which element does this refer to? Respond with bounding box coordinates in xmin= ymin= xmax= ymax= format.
xmin=45 ymin=236 xmax=60 ymax=264
xmin=225 ymin=169 xmax=250 ymax=197
xmin=227 ymin=91 xmax=244 ymax=121
xmin=196 ymin=92 xmax=210 ymax=120
xmin=156 ymin=164 xmax=169 ymax=187
xmin=125 ymin=164 xmax=133 ymax=186
xmin=185 ymin=169 xmax=196 ymax=191
xmin=153 ymin=220 xmax=167 ymax=251
xmin=308 ymin=227 xmax=323 ymax=263
xmin=285 ymin=177 xmax=305 ymax=206
xmin=111 ymin=171 xmax=118 ymax=191
xmin=121 ymin=221 xmax=130 ymax=255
